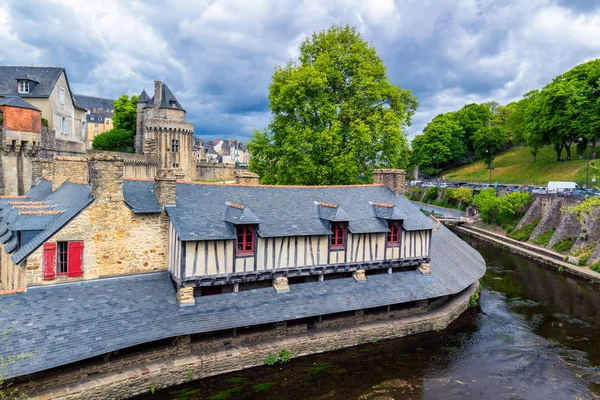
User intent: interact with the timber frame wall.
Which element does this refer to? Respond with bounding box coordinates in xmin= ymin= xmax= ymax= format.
xmin=168 ymin=224 xmax=432 ymax=287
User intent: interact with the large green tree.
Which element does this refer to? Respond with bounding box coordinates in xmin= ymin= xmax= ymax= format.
xmin=410 ymin=113 xmax=466 ymax=172
xmin=112 ymin=94 xmax=139 ymax=134
xmin=473 ymin=125 xmax=507 ymax=168
xmin=248 ymin=25 xmax=418 ymax=185
xmin=454 ymin=103 xmax=493 ymax=150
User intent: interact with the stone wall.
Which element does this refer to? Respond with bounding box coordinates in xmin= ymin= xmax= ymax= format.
xmin=121 ymin=153 xmax=158 ymax=180
xmin=515 ymin=196 xmax=542 ymax=230
xmin=52 ymin=156 xmax=88 ymax=190
xmin=20 ymin=283 xmax=478 ymax=399
xmin=23 ymin=154 xmax=169 ymax=286
xmin=196 ymin=163 xmax=240 ymax=181
xmin=39 ymin=127 xmax=86 ymax=158
xmin=234 ymin=170 xmax=259 ymax=186
xmin=0 ymin=124 xmax=40 ymax=196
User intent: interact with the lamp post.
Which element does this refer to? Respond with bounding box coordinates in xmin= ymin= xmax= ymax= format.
xmin=579 ymin=137 xmax=592 ymax=188
xmin=485 ymin=149 xmax=493 ymax=185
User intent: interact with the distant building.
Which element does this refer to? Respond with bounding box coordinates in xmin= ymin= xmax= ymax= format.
xmin=0 ymin=66 xmax=87 ymax=144
xmin=72 ymin=95 xmax=115 ymax=149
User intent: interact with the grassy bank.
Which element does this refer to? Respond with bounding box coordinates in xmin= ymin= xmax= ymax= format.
xmin=444 ymin=145 xmax=596 ymax=185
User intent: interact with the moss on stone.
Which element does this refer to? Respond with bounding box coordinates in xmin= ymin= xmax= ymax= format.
xmin=531 ymin=228 xmax=555 ymax=246
xmin=552 ymin=238 xmax=575 ymax=253
xmin=252 ymin=382 xmax=277 ymax=392
xmin=208 ymin=387 xmax=242 ymax=400
xmin=507 ymin=219 xmax=540 ymax=241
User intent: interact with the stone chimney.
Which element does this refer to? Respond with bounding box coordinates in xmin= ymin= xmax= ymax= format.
xmin=235 ymin=170 xmax=260 ymax=186
xmin=153 ymin=80 xmax=162 ymax=110
xmin=88 ymin=152 xmax=124 ymax=202
xmin=52 ymin=156 xmax=89 ymax=191
xmin=373 ymin=169 xmax=406 ymax=195
xmin=154 ymin=168 xmax=177 ymax=208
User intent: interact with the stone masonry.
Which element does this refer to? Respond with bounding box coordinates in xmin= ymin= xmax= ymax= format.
xmin=235 ymin=170 xmax=260 ymax=186
xmin=23 ymin=153 xmax=169 ymax=286
xmin=373 ymin=169 xmax=406 ymax=195
xmin=22 ymin=283 xmax=478 ymax=400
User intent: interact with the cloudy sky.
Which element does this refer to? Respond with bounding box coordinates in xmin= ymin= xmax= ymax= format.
xmin=1 ymin=0 xmax=599 ymax=142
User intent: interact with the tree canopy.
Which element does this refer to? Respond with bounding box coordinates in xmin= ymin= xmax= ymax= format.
xmin=248 ymin=25 xmax=418 ymax=185
xmin=112 ymin=94 xmax=138 ymax=135
xmin=92 ymin=128 xmax=134 ymax=152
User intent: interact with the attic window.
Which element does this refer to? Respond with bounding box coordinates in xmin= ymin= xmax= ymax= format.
xmin=18 ymin=80 xmax=29 ymax=94
xmin=330 ymin=222 xmax=346 ymax=250
xmin=236 ymin=225 xmax=255 ymax=256
xmin=387 ymin=221 xmax=400 ymax=245
xmin=170 ymin=100 xmax=177 ymax=107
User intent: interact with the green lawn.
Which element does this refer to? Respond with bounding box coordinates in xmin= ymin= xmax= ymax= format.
xmin=444 ymin=145 xmax=598 ymax=186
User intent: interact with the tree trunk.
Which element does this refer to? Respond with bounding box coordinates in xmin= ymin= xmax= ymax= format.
xmin=565 ymin=143 xmax=571 ymax=161
xmin=531 ymin=154 xmax=537 ymax=162
xmin=554 ymin=143 xmax=564 ymax=161
xmin=593 ymin=140 xmax=597 ymax=159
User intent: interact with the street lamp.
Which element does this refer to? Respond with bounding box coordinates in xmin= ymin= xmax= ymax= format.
xmin=485 ymin=149 xmax=493 ymax=185
xmin=578 ymin=137 xmax=592 ymax=188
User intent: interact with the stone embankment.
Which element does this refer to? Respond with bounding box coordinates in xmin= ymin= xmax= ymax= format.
xmin=455 ymin=225 xmax=600 ymax=283
xmin=29 ymin=283 xmax=479 ymax=400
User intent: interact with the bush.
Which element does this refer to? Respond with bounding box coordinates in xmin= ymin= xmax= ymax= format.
xmin=531 ymin=229 xmax=555 ymax=246
xmin=473 ymin=189 xmax=531 ymax=229
xmin=591 ymin=262 xmax=600 ymax=273
xmin=424 ymin=187 xmax=438 ymax=202
xmin=570 ymin=244 xmax=596 ymax=266
xmin=41 ymin=117 xmax=48 ymax=128
xmin=452 ymin=187 xmax=473 ymax=205
xmin=552 ymin=238 xmax=575 ymax=253
xmin=92 ymin=128 xmax=134 ymax=152
xmin=507 ymin=219 xmax=540 ymax=241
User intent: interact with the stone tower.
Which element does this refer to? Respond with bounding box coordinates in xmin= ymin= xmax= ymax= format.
xmin=0 ymin=97 xmax=41 ymax=196
xmin=135 ymin=81 xmax=195 ymax=179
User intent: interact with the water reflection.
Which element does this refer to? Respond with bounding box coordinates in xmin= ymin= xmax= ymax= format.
xmin=136 ymin=238 xmax=600 ymax=400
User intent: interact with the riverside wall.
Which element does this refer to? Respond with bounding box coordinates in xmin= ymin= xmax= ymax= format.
xmin=23 ymin=283 xmax=479 ymax=400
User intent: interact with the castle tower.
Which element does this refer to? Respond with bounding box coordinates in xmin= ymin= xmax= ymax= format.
xmin=135 ymin=81 xmax=195 ymax=180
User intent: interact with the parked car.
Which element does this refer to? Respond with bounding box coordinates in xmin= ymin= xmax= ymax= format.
xmin=532 ymin=187 xmax=548 ymax=194
xmin=562 ymin=188 xmax=586 ymax=197
xmin=583 ymin=188 xmax=600 ymax=197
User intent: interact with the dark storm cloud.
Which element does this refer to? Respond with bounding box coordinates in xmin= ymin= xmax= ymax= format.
xmin=0 ymin=0 xmax=599 ymax=142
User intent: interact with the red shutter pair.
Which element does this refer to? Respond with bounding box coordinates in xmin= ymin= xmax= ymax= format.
xmin=42 ymin=241 xmax=84 ymax=280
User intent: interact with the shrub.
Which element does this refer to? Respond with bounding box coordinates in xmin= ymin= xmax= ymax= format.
xmin=41 ymin=117 xmax=48 ymax=128
xmin=507 ymin=219 xmax=540 ymax=241
xmin=473 ymin=189 xmax=531 ymax=229
xmin=591 ymin=262 xmax=600 ymax=273
xmin=552 ymin=238 xmax=575 ymax=253
xmin=452 ymin=187 xmax=473 ymax=206
xmin=92 ymin=128 xmax=134 ymax=152
xmin=570 ymin=244 xmax=596 ymax=266
xmin=424 ymin=187 xmax=438 ymax=202
xmin=531 ymin=229 xmax=555 ymax=246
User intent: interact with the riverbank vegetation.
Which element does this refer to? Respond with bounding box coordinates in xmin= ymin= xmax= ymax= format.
xmin=411 ymin=59 xmax=600 ymax=184
xmin=407 ymin=186 xmax=473 ymax=211
xmin=506 ymin=219 xmax=539 ymax=241
xmin=472 ymin=189 xmax=531 ymax=231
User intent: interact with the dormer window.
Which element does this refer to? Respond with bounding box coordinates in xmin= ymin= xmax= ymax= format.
xmin=387 ymin=221 xmax=400 ymax=245
xmin=330 ymin=222 xmax=346 ymax=250
xmin=170 ymin=100 xmax=177 ymax=108
xmin=18 ymin=80 xmax=29 ymax=94
xmin=236 ymin=225 xmax=255 ymax=256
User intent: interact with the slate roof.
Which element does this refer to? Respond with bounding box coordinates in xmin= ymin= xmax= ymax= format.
xmin=0 ymin=224 xmax=485 ymax=379
xmin=0 ymin=179 xmax=93 ymax=265
xmin=0 ymin=67 xmax=63 ymax=97
xmin=122 ymin=180 xmax=162 ymax=213
xmin=0 ymin=96 xmax=41 ymax=111
xmin=166 ymin=183 xmax=436 ymax=241
xmin=72 ymin=94 xmax=114 ymax=113
xmin=86 ymin=113 xmax=112 ymax=123
xmin=142 ymin=83 xmax=185 ymax=111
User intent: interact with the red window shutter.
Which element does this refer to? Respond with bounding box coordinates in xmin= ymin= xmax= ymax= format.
xmin=67 ymin=241 xmax=84 ymax=278
xmin=43 ymin=242 xmax=57 ymax=280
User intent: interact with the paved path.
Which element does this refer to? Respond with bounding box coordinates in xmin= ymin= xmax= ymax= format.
xmin=455 ymin=225 xmax=600 ymax=283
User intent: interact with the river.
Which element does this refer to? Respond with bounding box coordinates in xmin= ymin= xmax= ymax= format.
xmin=137 ymin=237 xmax=600 ymax=400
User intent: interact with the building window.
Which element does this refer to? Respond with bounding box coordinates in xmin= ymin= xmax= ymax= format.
xmin=171 ymin=139 xmax=180 ymax=152
xmin=236 ymin=225 xmax=255 ymax=256
xmin=42 ymin=241 xmax=84 ymax=280
xmin=95 ymin=123 xmax=98 ymax=128
xmin=59 ymin=87 xmax=65 ymax=105
xmin=94 ymin=131 xmax=98 ymax=137
xmin=330 ymin=222 xmax=346 ymax=249
xmin=18 ymin=80 xmax=29 ymax=94
xmin=172 ymin=163 xmax=179 ymax=168
xmin=387 ymin=221 xmax=400 ymax=245
xmin=61 ymin=117 xmax=68 ymax=134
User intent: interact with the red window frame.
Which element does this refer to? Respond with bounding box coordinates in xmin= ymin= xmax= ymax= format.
xmin=330 ymin=222 xmax=346 ymax=250
xmin=387 ymin=221 xmax=400 ymax=245
xmin=42 ymin=241 xmax=84 ymax=280
xmin=236 ymin=225 xmax=255 ymax=256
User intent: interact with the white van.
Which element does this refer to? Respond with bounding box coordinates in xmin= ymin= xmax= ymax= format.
xmin=547 ymin=181 xmax=579 ymax=194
